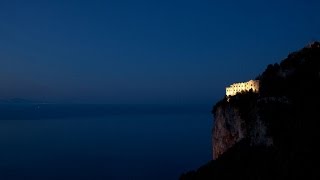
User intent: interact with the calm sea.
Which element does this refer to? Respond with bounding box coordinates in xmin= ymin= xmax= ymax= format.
xmin=0 ymin=104 xmax=212 ymax=180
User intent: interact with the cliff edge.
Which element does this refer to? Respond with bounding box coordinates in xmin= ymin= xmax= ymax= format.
xmin=180 ymin=42 xmax=320 ymax=179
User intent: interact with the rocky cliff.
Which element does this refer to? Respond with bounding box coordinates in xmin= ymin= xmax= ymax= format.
xmin=213 ymin=104 xmax=245 ymax=159
xmin=212 ymin=93 xmax=273 ymax=159
xmin=180 ymin=41 xmax=320 ymax=179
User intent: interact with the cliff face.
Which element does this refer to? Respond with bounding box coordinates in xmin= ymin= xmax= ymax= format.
xmin=211 ymin=42 xmax=320 ymax=160
xmin=180 ymin=41 xmax=320 ymax=179
xmin=213 ymin=105 xmax=244 ymax=159
xmin=212 ymin=93 xmax=273 ymax=159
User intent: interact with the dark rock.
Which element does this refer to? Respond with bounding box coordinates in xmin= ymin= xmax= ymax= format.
xmin=180 ymin=41 xmax=320 ymax=179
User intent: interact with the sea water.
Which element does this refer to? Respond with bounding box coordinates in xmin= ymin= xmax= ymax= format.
xmin=0 ymin=104 xmax=212 ymax=180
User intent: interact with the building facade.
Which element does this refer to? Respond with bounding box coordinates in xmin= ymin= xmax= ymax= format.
xmin=226 ymin=80 xmax=259 ymax=97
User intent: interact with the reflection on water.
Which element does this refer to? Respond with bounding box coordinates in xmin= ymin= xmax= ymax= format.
xmin=0 ymin=104 xmax=212 ymax=180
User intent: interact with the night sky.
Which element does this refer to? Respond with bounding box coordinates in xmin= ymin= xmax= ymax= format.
xmin=1 ymin=0 xmax=319 ymax=104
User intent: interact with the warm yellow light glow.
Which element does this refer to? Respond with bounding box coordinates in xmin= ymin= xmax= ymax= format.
xmin=226 ymin=80 xmax=259 ymax=97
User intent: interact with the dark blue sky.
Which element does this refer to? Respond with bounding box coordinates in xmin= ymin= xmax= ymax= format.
xmin=0 ymin=0 xmax=319 ymax=104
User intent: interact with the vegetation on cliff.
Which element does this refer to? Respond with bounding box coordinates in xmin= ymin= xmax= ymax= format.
xmin=180 ymin=42 xmax=320 ymax=179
